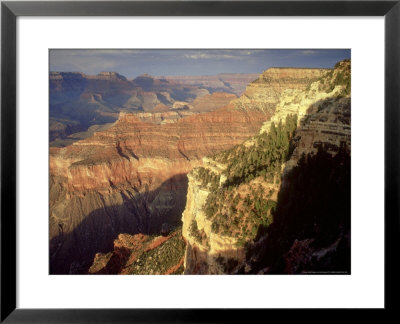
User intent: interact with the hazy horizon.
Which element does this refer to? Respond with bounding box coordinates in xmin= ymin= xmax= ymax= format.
xmin=50 ymin=49 xmax=350 ymax=79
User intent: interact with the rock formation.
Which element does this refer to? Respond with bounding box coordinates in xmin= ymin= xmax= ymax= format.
xmin=233 ymin=67 xmax=328 ymax=114
xmin=182 ymin=60 xmax=351 ymax=274
xmin=49 ymin=104 xmax=268 ymax=273
xmin=190 ymin=92 xmax=237 ymax=112
xmin=49 ymin=71 xmax=245 ymax=144
xmin=50 ymin=61 xmax=351 ymax=275
xmin=89 ymin=228 xmax=186 ymax=275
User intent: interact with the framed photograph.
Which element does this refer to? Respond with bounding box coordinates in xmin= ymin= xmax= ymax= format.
xmin=1 ymin=0 xmax=399 ymax=322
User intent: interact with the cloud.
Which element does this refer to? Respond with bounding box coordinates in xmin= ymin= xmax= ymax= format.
xmin=298 ymin=50 xmax=319 ymax=55
xmin=180 ymin=50 xmax=265 ymax=60
xmin=50 ymin=49 xmax=145 ymax=56
xmin=182 ymin=53 xmax=241 ymax=60
xmin=49 ymin=49 xmax=350 ymax=77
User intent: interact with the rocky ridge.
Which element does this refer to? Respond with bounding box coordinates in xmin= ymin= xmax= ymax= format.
xmin=233 ymin=67 xmax=329 ymax=114
xmin=182 ymin=60 xmax=351 ymax=274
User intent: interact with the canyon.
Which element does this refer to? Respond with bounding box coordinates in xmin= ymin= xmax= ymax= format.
xmin=49 ymin=105 xmax=269 ymax=273
xmin=182 ymin=60 xmax=351 ymax=274
xmin=50 ymin=61 xmax=350 ymax=275
xmin=49 ymin=71 xmax=252 ymax=145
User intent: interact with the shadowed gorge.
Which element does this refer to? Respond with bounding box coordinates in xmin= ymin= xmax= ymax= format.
xmin=50 ymin=175 xmax=188 ymax=274
xmin=245 ymin=145 xmax=351 ymax=274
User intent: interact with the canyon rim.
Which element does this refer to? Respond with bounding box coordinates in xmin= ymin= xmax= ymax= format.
xmin=49 ymin=49 xmax=351 ymax=275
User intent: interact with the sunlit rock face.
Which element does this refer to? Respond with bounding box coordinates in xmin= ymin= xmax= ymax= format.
xmin=259 ymin=60 xmax=351 ymax=171
xmin=182 ymin=61 xmax=351 ymax=274
xmin=182 ymin=162 xmax=246 ymax=274
xmin=49 ymin=104 xmax=268 ymax=274
xmin=190 ymin=92 xmax=237 ymax=112
xmin=233 ymin=67 xmax=329 ymax=114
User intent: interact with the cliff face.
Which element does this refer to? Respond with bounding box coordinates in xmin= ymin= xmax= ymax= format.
xmin=50 ymin=105 xmax=268 ymax=273
xmin=233 ymin=68 xmax=328 ymax=114
xmin=50 ymin=108 xmax=267 ymax=191
xmin=190 ymin=92 xmax=237 ymax=112
xmin=260 ymin=60 xmax=351 ymax=170
xmin=182 ymin=158 xmax=246 ymax=274
xmin=182 ymin=60 xmax=351 ymax=274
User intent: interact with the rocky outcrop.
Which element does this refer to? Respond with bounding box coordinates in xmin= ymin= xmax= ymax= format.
xmin=89 ymin=228 xmax=186 ymax=275
xmin=233 ymin=67 xmax=329 ymax=114
xmin=182 ymin=159 xmax=245 ymax=274
xmin=181 ymin=60 xmax=351 ymax=274
xmin=259 ymin=60 xmax=351 ymax=171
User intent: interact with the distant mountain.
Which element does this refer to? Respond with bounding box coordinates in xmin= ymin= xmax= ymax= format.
xmin=158 ymin=73 xmax=259 ymax=96
xmin=49 ymin=71 xmax=247 ymax=144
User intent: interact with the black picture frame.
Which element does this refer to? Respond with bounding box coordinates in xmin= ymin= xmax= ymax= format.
xmin=1 ymin=0 xmax=399 ymax=322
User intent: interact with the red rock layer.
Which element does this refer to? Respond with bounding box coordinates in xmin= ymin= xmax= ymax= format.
xmin=88 ymin=231 xmax=184 ymax=275
xmin=190 ymin=92 xmax=237 ymax=112
xmin=50 ymin=106 xmax=269 ymax=193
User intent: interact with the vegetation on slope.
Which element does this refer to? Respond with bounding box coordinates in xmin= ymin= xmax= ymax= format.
xmin=125 ymin=228 xmax=186 ymax=275
xmin=317 ymin=59 xmax=351 ymax=96
xmin=193 ymin=114 xmax=298 ymax=246
xmin=189 ymin=219 xmax=209 ymax=247
xmin=249 ymin=144 xmax=351 ymax=273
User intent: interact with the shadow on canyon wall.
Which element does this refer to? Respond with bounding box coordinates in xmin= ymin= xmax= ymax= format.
xmin=242 ymin=96 xmax=351 ymax=274
xmin=50 ymin=93 xmax=352 ymax=275
xmin=183 ymin=96 xmax=351 ymax=275
xmin=244 ymin=146 xmax=351 ymax=274
xmin=49 ymin=174 xmax=188 ymax=274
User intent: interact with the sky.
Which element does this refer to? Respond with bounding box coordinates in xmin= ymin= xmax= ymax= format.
xmin=50 ymin=49 xmax=350 ymax=79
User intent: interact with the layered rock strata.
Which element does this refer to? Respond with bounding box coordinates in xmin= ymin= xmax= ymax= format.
xmin=182 ymin=61 xmax=351 ymax=274
xmin=233 ymin=68 xmax=329 ymax=114
xmin=190 ymin=92 xmax=237 ymax=112
xmin=50 ymin=106 xmax=268 ymax=274
xmin=182 ymin=158 xmax=246 ymax=274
